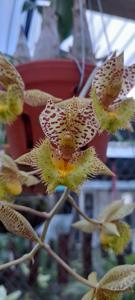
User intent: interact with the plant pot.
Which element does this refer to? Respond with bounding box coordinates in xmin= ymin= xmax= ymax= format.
xmin=6 ymin=59 xmax=108 ymax=161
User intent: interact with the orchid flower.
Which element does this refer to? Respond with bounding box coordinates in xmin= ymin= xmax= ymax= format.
xmin=0 ymin=55 xmax=24 ymax=123
xmin=0 ymin=55 xmax=61 ymax=123
xmin=73 ymin=200 xmax=134 ymax=254
xmin=0 ymin=154 xmax=39 ymax=200
xmin=16 ymin=97 xmax=113 ymax=192
xmin=91 ymin=53 xmax=135 ymax=133
xmin=82 ymin=265 xmax=135 ymax=300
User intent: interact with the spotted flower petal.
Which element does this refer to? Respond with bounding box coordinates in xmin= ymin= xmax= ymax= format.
xmin=0 ymin=55 xmax=24 ymax=90
xmin=96 ymin=289 xmax=121 ymax=300
xmin=0 ymin=86 xmax=23 ymax=124
xmin=117 ymin=64 xmax=135 ymax=99
xmin=92 ymin=53 xmax=124 ymax=107
xmin=0 ymin=204 xmax=38 ymax=242
xmin=0 ymin=55 xmax=24 ymax=123
xmin=39 ymin=99 xmax=67 ymax=147
xmin=82 ymin=265 xmax=135 ymax=300
xmin=39 ymin=98 xmax=99 ymax=153
xmin=98 ymin=264 xmax=135 ymax=292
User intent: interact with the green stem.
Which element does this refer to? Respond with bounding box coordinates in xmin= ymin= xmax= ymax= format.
xmin=41 ymin=187 xmax=69 ymax=241
xmin=68 ymin=195 xmax=100 ymax=225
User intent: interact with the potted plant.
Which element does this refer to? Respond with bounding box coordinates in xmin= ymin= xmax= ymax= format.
xmin=6 ymin=0 xmax=108 ymax=162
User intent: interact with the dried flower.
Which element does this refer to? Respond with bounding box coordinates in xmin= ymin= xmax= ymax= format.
xmin=16 ymin=98 xmax=113 ymax=192
xmin=82 ymin=265 xmax=135 ymax=300
xmin=91 ymin=53 xmax=135 ymax=133
xmin=73 ymin=200 xmax=134 ymax=254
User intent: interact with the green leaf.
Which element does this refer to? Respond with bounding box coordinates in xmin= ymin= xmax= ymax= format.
xmin=53 ymin=0 xmax=73 ymax=41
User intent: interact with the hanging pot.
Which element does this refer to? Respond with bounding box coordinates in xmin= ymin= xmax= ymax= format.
xmin=6 ymin=59 xmax=108 ymax=162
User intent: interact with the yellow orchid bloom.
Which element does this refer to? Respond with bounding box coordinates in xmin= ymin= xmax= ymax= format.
xmin=73 ymin=200 xmax=134 ymax=254
xmin=91 ymin=53 xmax=135 ymax=133
xmin=0 ymin=55 xmax=24 ymax=123
xmin=0 ymin=154 xmax=39 ymax=199
xmin=0 ymin=55 xmax=62 ymax=123
xmin=16 ymin=98 xmax=113 ymax=192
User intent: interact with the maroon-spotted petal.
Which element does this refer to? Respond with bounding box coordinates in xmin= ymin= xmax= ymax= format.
xmin=39 ymin=98 xmax=99 ymax=151
xmin=92 ymin=53 xmax=124 ymax=106
xmin=117 ymin=64 xmax=135 ymax=99
xmin=39 ymin=99 xmax=67 ymax=147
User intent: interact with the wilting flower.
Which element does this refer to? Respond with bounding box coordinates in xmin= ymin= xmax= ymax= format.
xmin=73 ymin=200 xmax=134 ymax=254
xmin=0 ymin=154 xmax=39 ymax=199
xmin=16 ymin=98 xmax=113 ymax=192
xmin=91 ymin=53 xmax=135 ymax=133
xmin=81 ymin=265 xmax=135 ymax=300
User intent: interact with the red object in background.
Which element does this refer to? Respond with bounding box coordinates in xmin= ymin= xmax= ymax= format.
xmin=6 ymin=59 xmax=108 ymax=161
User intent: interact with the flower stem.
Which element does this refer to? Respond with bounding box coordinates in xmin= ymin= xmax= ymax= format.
xmin=0 ymin=244 xmax=40 ymax=271
xmin=68 ymin=195 xmax=100 ymax=225
xmin=41 ymin=242 xmax=92 ymax=288
xmin=0 ymin=201 xmax=49 ymax=219
xmin=41 ymin=187 xmax=69 ymax=241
